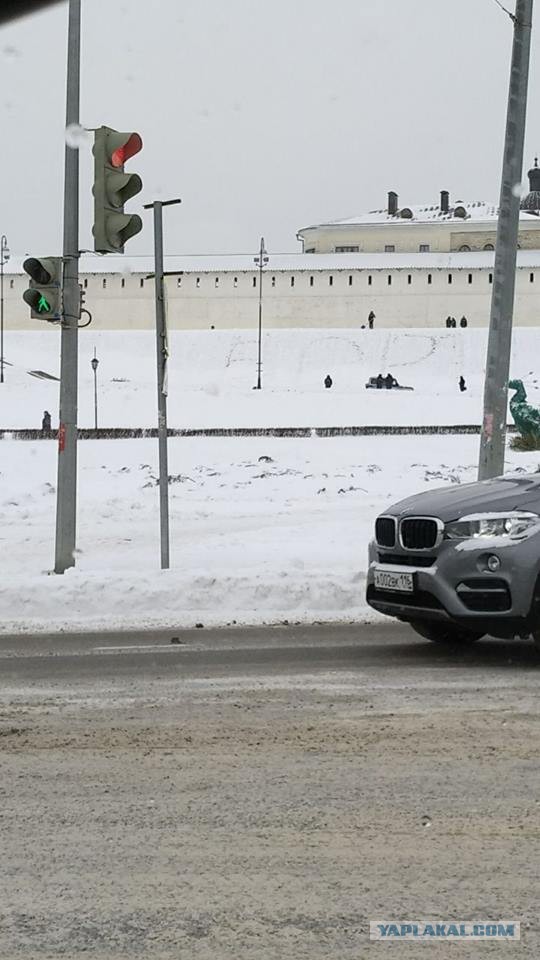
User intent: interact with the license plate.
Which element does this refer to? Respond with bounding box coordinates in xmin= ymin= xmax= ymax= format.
xmin=374 ymin=567 xmax=414 ymax=593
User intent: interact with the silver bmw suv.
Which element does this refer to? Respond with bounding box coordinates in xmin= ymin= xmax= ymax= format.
xmin=366 ymin=472 xmax=540 ymax=645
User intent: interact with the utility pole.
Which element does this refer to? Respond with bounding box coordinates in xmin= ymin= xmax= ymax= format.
xmin=478 ymin=0 xmax=534 ymax=480
xmin=143 ymin=198 xmax=181 ymax=570
xmin=55 ymin=0 xmax=81 ymax=573
xmin=0 ymin=235 xmax=9 ymax=384
xmin=254 ymin=237 xmax=268 ymax=390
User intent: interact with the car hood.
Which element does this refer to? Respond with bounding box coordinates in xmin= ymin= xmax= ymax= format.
xmin=388 ymin=474 xmax=540 ymax=523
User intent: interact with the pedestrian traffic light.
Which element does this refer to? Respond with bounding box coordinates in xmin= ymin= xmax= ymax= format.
xmin=93 ymin=125 xmax=143 ymax=253
xmin=22 ymin=257 xmax=62 ymax=321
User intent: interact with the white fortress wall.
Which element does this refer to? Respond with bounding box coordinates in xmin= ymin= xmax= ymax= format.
xmin=5 ymin=252 xmax=540 ymax=330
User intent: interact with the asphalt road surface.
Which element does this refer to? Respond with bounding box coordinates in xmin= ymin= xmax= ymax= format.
xmin=0 ymin=621 xmax=539 ymax=958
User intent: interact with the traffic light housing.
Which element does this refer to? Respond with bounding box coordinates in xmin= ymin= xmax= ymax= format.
xmin=93 ymin=125 xmax=143 ymax=253
xmin=22 ymin=257 xmax=62 ymax=321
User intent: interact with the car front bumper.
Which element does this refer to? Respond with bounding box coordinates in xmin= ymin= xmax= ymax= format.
xmin=366 ymin=536 xmax=539 ymax=637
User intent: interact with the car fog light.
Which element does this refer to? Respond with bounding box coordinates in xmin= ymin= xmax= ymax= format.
xmin=487 ymin=555 xmax=501 ymax=572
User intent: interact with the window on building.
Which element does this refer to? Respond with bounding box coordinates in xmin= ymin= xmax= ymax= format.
xmin=468 ymin=274 xmax=473 ymax=284
xmin=215 ymin=277 xmax=219 ymax=287
xmin=335 ymin=245 xmax=359 ymax=253
xmin=459 ymin=244 xmax=471 ymax=252
xmin=271 ymin=276 xmax=276 ymax=287
xmin=530 ymin=273 xmax=535 ymax=283
xmin=233 ymin=277 xmax=238 ymax=288
xmin=329 ymin=276 xmax=333 ymax=286
xmin=84 ymin=278 xmax=88 ymax=288
xmin=448 ymin=273 xmax=452 ymax=284
xmin=305 ymin=248 xmax=316 ymax=254
xmin=9 ymin=279 xmax=14 ymax=289
xmin=140 ymin=278 xmax=144 ymax=288
xmin=419 ymin=244 xmax=430 ymax=253
xmin=253 ymin=277 xmax=257 ymax=288
xmin=102 ymin=278 xmax=107 ymax=289
xmin=368 ymin=275 xmax=372 ymax=286
xmin=310 ymin=276 xmax=314 ymax=287
xmin=348 ymin=275 xmax=353 ymax=286
xmin=407 ymin=274 xmax=412 ymax=285
xmin=385 ymin=244 xmax=395 ymax=253
xmin=427 ymin=274 xmax=432 ymax=284
xmin=290 ymin=276 xmax=295 ymax=288
xmin=387 ymin=274 xmax=392 ymax=286
xmin=121 ymin=278 xmax=126 ymax=288
xmin=489 ymin=273 xmax=493 ymax=284
xmin=484 ymin=243 xmax=495 ymax=251
xmin=196 ymin=278 xmax=200 ymax=288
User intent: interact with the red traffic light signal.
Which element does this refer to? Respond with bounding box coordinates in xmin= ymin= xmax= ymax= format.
xmin=93 ymin=126 xmax=144 ymax=254
xmin=111 ymin=133 xmax=143 ymax=168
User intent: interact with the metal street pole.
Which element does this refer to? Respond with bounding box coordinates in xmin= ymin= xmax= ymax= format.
xmin=55 ymin=0 xmax=81 ymax=573
xmin=91 ymin=348 xmax=99 ymax=431
xmin=0 ymin=235 xmax=9 ymax=385
xmin=478 ymin=0 xmax=534 ymax=480
xmin=143 ymin=197 xmax=181 ymax=570
xmin=254 ymin=237 xmax=268 ymax=390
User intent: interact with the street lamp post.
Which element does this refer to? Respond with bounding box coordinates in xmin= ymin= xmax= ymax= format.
xmin=1 ymin=235 xmax=10 ymax=384
xmin=91 ymin=348 xmax=99 ymax=431
xmin=254 ymin=237 xmax=268 ymax=390
xmin=143 ymin=196 xmax=182 ymax=570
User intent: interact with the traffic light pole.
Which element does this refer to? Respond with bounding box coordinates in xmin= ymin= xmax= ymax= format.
xmin=55 ymin=0 xmax=81 ymax=574
xmin=478 ymin=0 xmax=533 ymax=481
xmin=144 ymin=198 xmax=181 ymax=570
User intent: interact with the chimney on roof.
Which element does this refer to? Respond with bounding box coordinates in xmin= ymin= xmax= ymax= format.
xmin=388 ymin=191 xmax=398 ymax=216
xmin=440 ymin=190 xmax=450 ymax=214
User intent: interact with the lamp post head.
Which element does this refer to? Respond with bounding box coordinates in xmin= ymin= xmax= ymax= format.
xmin=91 ymin=357 xmax=99 ymax=372
xmin=254 ymin=236 xmax=269 ymax=268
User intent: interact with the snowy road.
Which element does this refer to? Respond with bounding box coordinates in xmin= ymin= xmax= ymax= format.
xmin=0 ymin=622 xmax=539 ymax=958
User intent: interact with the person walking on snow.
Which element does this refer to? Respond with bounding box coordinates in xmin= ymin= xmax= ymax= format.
xmin=324 ymin=374 xmax=333 ymax=389
xmin=368 ymin=311 xmax=375 ymax=330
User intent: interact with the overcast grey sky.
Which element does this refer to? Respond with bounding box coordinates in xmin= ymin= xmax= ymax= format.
xmin=1 ymin=0 xmax=538 ymax=260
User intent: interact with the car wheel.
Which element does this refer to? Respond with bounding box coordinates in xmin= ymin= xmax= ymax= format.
xmin=409 ymin=620 xmax=483 ymax=645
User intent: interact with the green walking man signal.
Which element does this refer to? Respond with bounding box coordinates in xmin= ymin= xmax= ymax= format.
xmin=38 ymin=294 xmax=51 ymax=313
xmin=22 ymin=257 xmax=62 ymax=321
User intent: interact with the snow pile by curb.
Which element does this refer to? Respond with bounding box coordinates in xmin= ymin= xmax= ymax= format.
xmin=0 ymin=569 xmax=380 ymax=635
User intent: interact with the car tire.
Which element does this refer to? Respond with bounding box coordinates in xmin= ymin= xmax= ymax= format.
xmin=529 ymin=577 xmax=540 ymax=647
xmin=409 ymin=620 xmax=483 ymax=645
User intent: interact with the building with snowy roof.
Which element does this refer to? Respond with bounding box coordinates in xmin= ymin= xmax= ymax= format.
xmin=297 ymin=161 xmax=540 ymax=254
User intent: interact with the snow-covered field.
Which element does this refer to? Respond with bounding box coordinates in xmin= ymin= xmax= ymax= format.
xmin=1 ymin=435 xmax=538 ymax=634
xmin=2 ymin=326 xmax=539 ymax=633
xmin=2 ymin=327 xmax=540 ymax=429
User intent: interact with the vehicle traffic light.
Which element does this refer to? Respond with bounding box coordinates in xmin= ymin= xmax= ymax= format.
xmin=93 ymin=126 xmax=143 ymax=253
xmin=22 ymin=257 xmax=62 ymax=321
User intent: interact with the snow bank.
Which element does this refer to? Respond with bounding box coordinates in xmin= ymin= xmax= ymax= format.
xmin=1 ymin=436 xmax=538 ymax=634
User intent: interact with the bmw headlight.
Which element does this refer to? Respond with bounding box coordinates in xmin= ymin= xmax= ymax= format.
xmin=444 ymin=512 xmax=540 ymax=540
